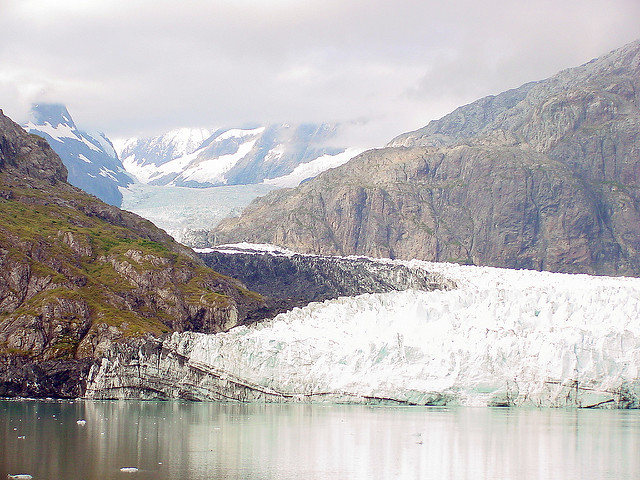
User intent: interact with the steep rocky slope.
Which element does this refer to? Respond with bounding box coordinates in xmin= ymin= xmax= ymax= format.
xmin=0 ymin=110 xmax=270 ymax=397
xmin=213 ymin=40 xmax=640 ymax=276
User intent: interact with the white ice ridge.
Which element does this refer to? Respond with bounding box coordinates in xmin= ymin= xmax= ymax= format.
xmin=173 ymin=256 xmax=640 ymax=407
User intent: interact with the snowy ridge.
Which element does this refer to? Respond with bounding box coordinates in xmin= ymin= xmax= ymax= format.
xmin=174 ymin=129 xmax=263 ymax=185
xmin=118 ymin=123 xmax=350 ymax=188
xmin=24 ymin=103 xmax=132 ymax=206
xmin=89 ymin=249 xmax=640 ymax=407
xmin=116 ymin=127 xmax=213 ymax=167
xmin=195 ymin=242 xmax=300 ymax=256
xmin=120 ymin=127 xmax=264 ymax=186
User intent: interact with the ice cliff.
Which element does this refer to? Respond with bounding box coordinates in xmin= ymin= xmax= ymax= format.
xmin=85 ymin=248 xmax=640 ymax=408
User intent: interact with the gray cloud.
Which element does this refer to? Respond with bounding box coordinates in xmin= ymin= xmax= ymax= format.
xmin=1 ymin=0 xmax=640 ymax=147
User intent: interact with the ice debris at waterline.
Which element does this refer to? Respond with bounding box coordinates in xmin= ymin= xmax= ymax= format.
xmin=86 ymin=255 xmax=640 ymax=408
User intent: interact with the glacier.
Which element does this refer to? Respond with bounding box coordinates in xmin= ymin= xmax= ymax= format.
xmin=86 ymin=249 xmax=640 ymax=407
xmin=120 ymin=183 xmax=277 ymax=244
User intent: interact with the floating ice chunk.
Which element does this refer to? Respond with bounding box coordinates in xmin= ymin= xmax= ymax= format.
xmin=76 ymin=419 xmax=87 ymax=426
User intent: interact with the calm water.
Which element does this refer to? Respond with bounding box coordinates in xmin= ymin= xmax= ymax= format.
xmin=1 ymin=401 xmax=639 ymax=480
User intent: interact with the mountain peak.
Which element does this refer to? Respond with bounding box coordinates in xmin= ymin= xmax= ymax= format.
xmin=23 ymin=103 xmax=132 ymax=206
xmin=30 ymin=103 xmax=75 ymax=129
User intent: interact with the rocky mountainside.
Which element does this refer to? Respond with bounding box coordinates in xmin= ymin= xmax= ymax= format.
xmin=118 ymin=123 xmax=353 ymax=188
xmin=24 ymin=103 xmax=133 ymax=206
xmin=0 ymin=110 xmax=271 ymax=397
xmin=213 ymin=40 xmax=640 ymax=276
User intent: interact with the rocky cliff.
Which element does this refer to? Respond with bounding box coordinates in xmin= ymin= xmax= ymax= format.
xmin=213 ymin=40 xmax=640 ymax=276
xmin=0 ymin=110 xmax=270 ymax=397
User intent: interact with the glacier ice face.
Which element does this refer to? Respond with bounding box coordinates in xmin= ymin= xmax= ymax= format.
xmin=86 ymin=254 xmax=640 ymax=407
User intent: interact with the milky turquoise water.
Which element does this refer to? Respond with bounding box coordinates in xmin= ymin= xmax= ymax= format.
xmin=1 ymin=401 xmax=639 ymax=480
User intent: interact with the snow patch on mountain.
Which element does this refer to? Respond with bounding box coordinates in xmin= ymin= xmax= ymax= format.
xmin=23 ymin=121 xmax=78 ymax=142
xmin=117 ymin=123 xmax=351 ymax=188
xmin=115 ymin=127 xmax=214 ymax=168
xmin=263 ymin=147 xmax=364 ymax=188
xmin=171 ymin=129 xmax=263 ymax=185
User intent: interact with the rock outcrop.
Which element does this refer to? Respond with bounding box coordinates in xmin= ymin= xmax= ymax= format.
xmin=213 ymin=40 xmax=640 ymax=276
xmin=0 ymin=110 xmax=270 ymax=397
xmin=198 ymin=246 xmax=455 ymax=308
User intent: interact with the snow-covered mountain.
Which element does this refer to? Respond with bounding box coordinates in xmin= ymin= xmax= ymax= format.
xmin=87 ymin=246 xmax=640 ymax=408
xmin=115 ymin=127 xmax=214 ymax=181
xmin=22 ymin=107 xmax=361 ymax=236
xmin=24 ymin=103 xmax=133 ymax=206
xmin=117 ymin=123 xmax=362 ymax=188
xmin=115 ymin=123 xmax=362 ymax=243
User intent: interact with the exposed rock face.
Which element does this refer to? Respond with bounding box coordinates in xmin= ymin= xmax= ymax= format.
xmin=0 ymin=110 xmax=269 ymax=397
xmin=198 ymin=246 xmax=455 ymax=308
xmin=213 ymin=40 xmax=640 ymax=276
xmin=84 ymin=336 xmax=267 ymax=401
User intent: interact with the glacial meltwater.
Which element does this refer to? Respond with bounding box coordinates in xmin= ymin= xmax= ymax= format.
xmin=1 ymin=401 xmax=638 ymax=480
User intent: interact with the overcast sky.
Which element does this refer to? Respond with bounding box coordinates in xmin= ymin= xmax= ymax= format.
xmin=1 ymin=0 xmax=640 ymax=147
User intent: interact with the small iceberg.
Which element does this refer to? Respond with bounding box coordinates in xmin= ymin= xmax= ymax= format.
xmin=119 ymin=467 xmax=139 ymax=473
xmin=76 ymin=420 xmax=87 ymax=426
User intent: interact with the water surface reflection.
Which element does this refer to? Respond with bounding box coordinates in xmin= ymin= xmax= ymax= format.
xmin=1 ymin=401 xmax=638 ymax=479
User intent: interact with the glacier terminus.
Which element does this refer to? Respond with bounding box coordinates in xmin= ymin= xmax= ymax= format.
xmin=86 ymin=245 xmax=640 ymax=408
